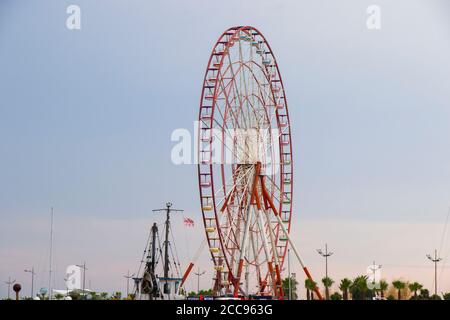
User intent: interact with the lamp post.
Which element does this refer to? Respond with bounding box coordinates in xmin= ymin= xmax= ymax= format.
xmin=24 ymin=267 xmax=36 ymax=298
xmin=426 ymin=249 xmax=442 ymax=296
xmin=317 ymin=243 xmax=333 ymax=279
xmin=5 ymin=277 xmax=16 ymax=299
xmin=76 ymin=262 xmax=87 ymax=298
xmin=124 ymin=271 xmax=134 ymax=298
xmin=194 ymin=268 xmax=206 ymax=295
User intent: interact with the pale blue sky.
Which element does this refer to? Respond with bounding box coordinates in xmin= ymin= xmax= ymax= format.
xmin=1 ymin=0 xmax=450 ymax=297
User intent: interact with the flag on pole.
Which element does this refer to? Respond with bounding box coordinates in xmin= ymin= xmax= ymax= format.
xmin=183 ymin=217 xmax=194 ymax=227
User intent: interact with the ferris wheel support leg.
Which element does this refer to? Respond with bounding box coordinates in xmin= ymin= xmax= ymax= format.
xmin=233 ymin=206 xmax=254 ymax=297
xmin=256 ymin=209 xmax=278 ymax=297
xmin=180 ymin=239 xmax=207 ymax=288
xmin=264 ymin=210 xmax=284 ymax=298
xmin=274 ymin=214 xmax=323 ymax=300
xmin=180 ymin=262 xmax=194 ymax=288
xmin=233 ymin=164 xmax=260 ymax=297
xmin=250 ymin=229 xmax=262 ymax=291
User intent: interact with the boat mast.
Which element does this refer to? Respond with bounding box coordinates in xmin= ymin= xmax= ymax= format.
xmin=152 ymin=202 xmax=183 ymax=294
xmin=150 ymin=223 xmax=158 ymax=274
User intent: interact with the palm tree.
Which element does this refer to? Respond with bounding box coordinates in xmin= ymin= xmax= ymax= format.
xmin=339 ymin=278 xmax=352 ymax=300
xmin=419 ymin=288 xmax=430 ymax=300
xmin=305 ymin=279 xmax=317 ymax=300
xmin=350 ymin=275 xmax=371 ymax=300
xmin=379 ymin=280 xmax=389 ymax=299
xmin=408 ymin=282 xmax=422 ymax=299
xmin=392 ymin=280 xmax=405 ymax=300
xmin=322 ymin=277 xmax=334 ymax=300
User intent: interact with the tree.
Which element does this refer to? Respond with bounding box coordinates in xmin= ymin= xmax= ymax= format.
xmin=282 ymin=276 xmax=298 ymax=300
xmin=350 ymin=275 xmax=373 ymax=300
xmin=111 ymin=292 xmax=122 ymax=300
xmin=198 ymin=289 xmax=214 ymax=296
xmin=54 ymin=293 xmax=64 ymax=300
xmin=100 ymin=292 xmax=109 ymax=300
xmin=408 ymin=282 xmax=422 ymax=299
xmin=379 ymin=280 xmax=389 ymax=299
xmin=88 ymin=292 xmax=99 ymax=300
xmin=304 ymin=279 xmax=317 ymax=300
xmin=330 ymin=292 xmax=342 ymax=300
xmin=321 ymin=277 xmax=334 ymax=300
xmin=430 ymin=294 xmax=442 ymax=300
xmin=339 ymin=278 xmax=352 ymax=300
xmin=392 ymin=280 xmax=405 ymax=300
xmin=442 ymin=292 xmax=450 ymax=300
xmin=68 ymin=290 xmax=81 ymax=300
xmin=419 ymin=288 xmax=430 ymax=300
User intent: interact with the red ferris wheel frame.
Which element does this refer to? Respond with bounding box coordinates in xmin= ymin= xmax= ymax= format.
xmin=196 ymin=26 xmax=321 ymax=299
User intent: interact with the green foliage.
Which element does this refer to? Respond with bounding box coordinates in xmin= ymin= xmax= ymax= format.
xmin=378 ymin=280 xmax=389 ymax=298
xmin=304 ymin=278 xmax=317 ymax=300
xmin=350 ymin=275 xmax=374 ymax=300
xmin=322 ymin=277 xmax=334 ymax=300
xmin=339 ymin=278 xmax=352 ymax=300
xmin=54 ymin=293 xmax=64 ymax=300
xmin=330 ymin=292 xmax=342 ymax=300
xmin=88 ymin=292 xmax=99 ymax=300
xmin=442 ymin=292 xmax=450 ymax=300
xmin=111 ymin=291 xmax=122 ymax=300
xmin=198 ymin=289 xmax=214 ymax=296
xmin=408 ymin=282 xmax=422 ymax=298
xmin=322 ymin=277 xmax=334 ymax=288
xmin=430 ymin=294 xmax=442 ymax=300
xmin=68 ymin=290 xmax=81 ymax=300
xmin=282 ymin=276 xmax=298 ymax=300
xmin=392 ymin=280 xmax=405 ymax=300
xmin=418 ymin=288 xmax=430 ymax=300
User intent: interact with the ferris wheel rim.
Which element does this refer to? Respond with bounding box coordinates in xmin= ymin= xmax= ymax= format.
xmin=197 ymin=26 xmax=294 ymax=297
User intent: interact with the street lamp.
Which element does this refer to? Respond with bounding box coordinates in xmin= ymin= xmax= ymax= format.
xmin=426 ymin=249 xmax=442 ymax=297
xmin=124 ymin=271 xmax=135 ymax=298
xmin=4 ymin=277 xmax=16 ymax=299
xmin=76 ymin=262 xmax=88 ymax=298
xmin=24 ymin=267 xmax=36 ymax=298
xmin=194 ymin=268 xmax=206 ymax=295
xmin=316 ymin=243 xmax=333 ymax=279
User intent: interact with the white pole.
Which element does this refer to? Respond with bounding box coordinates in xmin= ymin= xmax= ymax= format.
xmin=49 ymin=207 xmax=54 ymax=300
xmin=274 ymin=214 xmax=306 ymax=269
xmin=288 ymin=249 xmax=291 ymax=300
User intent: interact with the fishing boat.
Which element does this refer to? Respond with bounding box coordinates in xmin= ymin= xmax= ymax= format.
xmin=133 ymin=203 xmax=185 ymax=300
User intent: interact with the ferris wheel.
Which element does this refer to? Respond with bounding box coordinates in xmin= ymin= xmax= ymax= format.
xmin=196 ymin=26 xmax=322 ymax=299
